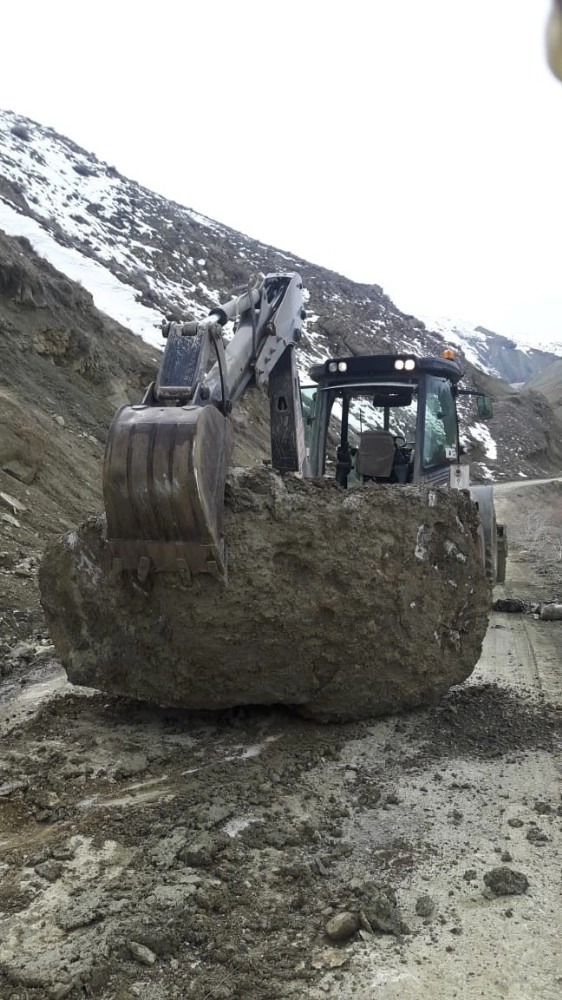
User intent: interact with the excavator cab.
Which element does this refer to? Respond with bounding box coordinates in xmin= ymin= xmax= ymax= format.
xmin=305 ymin=353 xmax=466 ymax=488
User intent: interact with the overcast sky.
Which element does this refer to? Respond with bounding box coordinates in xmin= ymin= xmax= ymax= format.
xmin=1 ymin=1 xmax=561 ymax=344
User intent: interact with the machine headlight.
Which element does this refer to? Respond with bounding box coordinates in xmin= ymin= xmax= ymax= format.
xmin=394 ymin=359 xmax=405 ymax=370
xmin=328 ymin=362 xmax=338 ymax=373
xmin=337 ymin=361 xmax=348 ymax=372
xmin=404 ymin=358 xmax=416 ymax=370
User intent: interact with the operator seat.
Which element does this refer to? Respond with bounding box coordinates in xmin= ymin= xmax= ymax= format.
xmin=356 ymin=430 xmax=395 ymax=481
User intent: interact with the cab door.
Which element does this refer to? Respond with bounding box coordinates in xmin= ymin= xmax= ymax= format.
xmin=300 ymin=385 xmax=317 ymax=459
xmin=418 ymin=375 xmax=459 ymax=484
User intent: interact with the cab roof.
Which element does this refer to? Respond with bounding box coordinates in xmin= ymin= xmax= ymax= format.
xmin=308 ymin=354 xmax=463 ymax=385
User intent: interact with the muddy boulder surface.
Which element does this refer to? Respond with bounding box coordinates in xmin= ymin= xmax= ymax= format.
xmin=39 ymin=468 xmax=489 ymax=720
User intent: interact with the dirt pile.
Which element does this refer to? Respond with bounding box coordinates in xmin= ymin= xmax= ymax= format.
xmin=39 ymin=469 xmax=489 ymax=721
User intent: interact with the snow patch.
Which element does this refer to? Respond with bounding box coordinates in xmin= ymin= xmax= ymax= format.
xmin=415 ymin=525 xmax=428 ymax=561
xmin=0 ymin=200 xmax=165 ymax=347
xmin=470 ymin=423 xmax=498 ymax=460
xmin=224 ymin=816 xmax=263 ymax=839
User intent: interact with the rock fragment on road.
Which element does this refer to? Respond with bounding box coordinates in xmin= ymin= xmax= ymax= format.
xmin=325 ymin=911 xmax=360 ymax=942
xmin=483 ymin=867 xmax=529 ymax=896
xmin=540 ymin=602 xmax=562 ymax=621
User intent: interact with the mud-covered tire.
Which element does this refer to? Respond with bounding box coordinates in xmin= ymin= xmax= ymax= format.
xmin=476 ymin=522 xmax=487 ymax=576
xmin=496 ymin=525 xmax=507 ymax=584
xmin=470 ymin=485 xmax=497 ymax=585
xmin=484 ymin=540 xmax=497 ymax=585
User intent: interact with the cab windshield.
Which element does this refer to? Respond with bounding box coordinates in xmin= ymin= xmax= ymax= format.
xmin=325 ymin=382 xmax=419 ymax=485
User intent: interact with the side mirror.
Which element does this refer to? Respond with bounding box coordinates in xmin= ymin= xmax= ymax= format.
xmin=476 ymin=395 xmax=493 ymax=420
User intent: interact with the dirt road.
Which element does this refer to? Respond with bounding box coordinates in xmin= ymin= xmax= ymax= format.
xmin=0 ymin=483 xmax=560 ymax=1000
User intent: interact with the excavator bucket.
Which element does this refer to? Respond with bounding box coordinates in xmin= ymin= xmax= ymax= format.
xmin=102 ymin=402 xmax=233 ymax=583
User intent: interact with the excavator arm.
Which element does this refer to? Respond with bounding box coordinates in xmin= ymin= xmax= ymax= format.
xmin=103 ymin=272 xmax=307 ymax=585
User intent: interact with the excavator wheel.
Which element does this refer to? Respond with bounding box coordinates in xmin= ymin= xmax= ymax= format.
xmin=496 ymin=524 xmax=508 ymax=584
xmin=470 ymin=485 xmax=499 ymax=585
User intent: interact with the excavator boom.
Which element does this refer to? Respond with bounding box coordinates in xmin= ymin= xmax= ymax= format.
xmin=103 ymin=273 xmax=306 ymax=584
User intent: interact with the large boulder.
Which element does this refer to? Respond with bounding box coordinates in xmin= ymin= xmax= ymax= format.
xmin=39 ymin=469 xmax=490 ymax=721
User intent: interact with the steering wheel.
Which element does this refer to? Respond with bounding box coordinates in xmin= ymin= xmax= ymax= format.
xmin=394 ymin=434 xmax=406 ymax=448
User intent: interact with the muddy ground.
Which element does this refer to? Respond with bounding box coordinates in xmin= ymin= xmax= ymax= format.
xmin=0 ymin=480 xmax=560 ymax=999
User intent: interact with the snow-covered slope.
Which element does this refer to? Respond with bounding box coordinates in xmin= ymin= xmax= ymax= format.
xmin=424 ymin=315 xmax=562 ymax=384
xmin=0 ymin=200 xmax=165 ymax=347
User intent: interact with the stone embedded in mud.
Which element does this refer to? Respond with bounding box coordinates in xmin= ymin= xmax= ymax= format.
xmin=360 ymin=887 xmax=405 ymax=935
xmin=39 ymin=468 xmax=490 ymax=722
xmin=483 ymin=867 xmax=529 ymax=896
xmin=325 ymin=911 xmax=360 ymax=942
xmin=415 ymin=894 xmax=436 ymax=917
xmin=128 ymin=941 xmax=157 ymax=965
xmin=539 ymin=603 xmax=562 ymax=621
xmin=50 ymin=984 xmax=74 ymax=1000
xmin=311 ymin=949 xmax=350 ymax=970
xmin=526 ymin=826 xmax=549 ymax=845
xmin=35 ymin=860 xmax=64 ymax=882
xmin=493 ymin=598 xmax=529 ymax=614
xmin=0 ymin=778 xmax=28 ymax=796
xmin=56 ymin=896 xmax=107 ymax=931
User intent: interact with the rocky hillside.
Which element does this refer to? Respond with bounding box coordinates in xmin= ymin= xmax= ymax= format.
xmin=1 ymin=107 xmax=562 ymax=482
xmin=524 ymin=358 xmax=562 ymax=422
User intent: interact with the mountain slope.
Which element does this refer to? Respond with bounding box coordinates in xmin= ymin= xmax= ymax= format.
xmin=1 ymin=107 xmax=562 ymax=481
xmin=425 ymin=316 xmax=562 ymax=384
xmin=524 ymin=358 xmax=562 ymax=421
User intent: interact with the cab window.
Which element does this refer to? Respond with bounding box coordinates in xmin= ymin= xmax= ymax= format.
xmin=300 ymin=385 xmax=317 ymax=455
xmin=423 ymin=376 xmax=457 ymax=468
